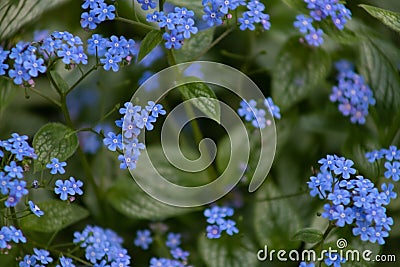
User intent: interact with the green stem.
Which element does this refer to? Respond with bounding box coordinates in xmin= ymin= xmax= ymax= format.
xmin=46 ymin=230 xmax=59 ymax=249
xmin=9 ymin=207 xmax=19 ymax=227
xmin=27 ymin=87 xmax=61 ymax=107
xmin=256 ymin=190 xmax=309 ymax=202
xmin=194 ymin=27 xmax=235 ymax=60
xmin=114 ymin=16 xmax=155 ymax=31
xmin=66 ymin=65 xmax=98 ymax=95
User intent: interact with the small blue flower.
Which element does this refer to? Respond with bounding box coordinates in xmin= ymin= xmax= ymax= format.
xmin=333 ymin=159 xmax=356 ymax=179
xmin=170 ymin=247 xmax=189 ymax=261
xmin=103 ymin=132 xmax=123 ymax=151
xmin=384 ymin=161 xmax=400 ymax=181
xmin=19 ymin=254 xmax=37 ymax=267
xmin=324 ymin=252 xmax=346 ymax=267
xmin=137 ymin=0 xmax=156 ymax=10
xmin=264 ymin=97 xmax=281 ymax=119
xmin=68 ymin=177 xmax=84 ymax=195
xmin=166 ymin=233 xmax=181 ymax=249
xmin=5 ymin=161 xmax=24 ymax=178
xmin=134 ymin=229 xmax=153 ymax=250
xmin=163 ymin=30 xmax=184 ymax=50
xmin=206 ymin=225 xmax=221 ymax=239
xmin=57 ymin=256 xmax=75 ymax=267
xmin=33 ymin=248 xmax=53 ymax=264
xmin=145 ymin=101 xmax=166 ymax=118
xmin=305 ymin=28 xmax=324 ymax=46
xmin=95 ymin=3 xmax=115 ymax=21
xmin=299 ymin=262 xmax=315 ymax=267
xmin=134 ymin=110 xmax=157 ymax=130
xmin=239 ymin=13 xmax=256 ymax=31
xmin=81 ymin=11 xmax=100 ymax=29
xmin=46 ymin=158 xmax=67 ymax=174
xmin=22 ymin=55 xmax=46 ymax=77
xmin=294 ymin=15 xmax=314 ymax=34
xmin=100 ymin=52 xmax=122 ymax=72
xmin=177 ymin=18 xmax=198 ymax=39
xmin=219 ymin=219 xmax=239 ymax=235
xmin=28 ymin=200 xmax=44 ymax=217
xmin=202 ymin=5 xmax=223 ymax=27
xmin=54 ymin=180 xmax=75 ymax=201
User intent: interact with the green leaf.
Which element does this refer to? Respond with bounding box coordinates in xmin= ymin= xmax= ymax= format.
xmin=0 ymin=0 xmax=70 ymax=40
xmin=173 ymin=28 xmax=215 ymax=63
xmin=178 ymin=81 xmax=220 ymax=123
xmin=33 ymin=123 xmax=79 ymax=172
xmin=166 ymin=0 xmax=204 ymax=16
xmin=107 ymin=176 xmax=194 ymax=220
xmin=358 ymin=40 xmax=400 ymax=124
xmin=198 ymin=235 xmax=258 ymax=267
xmin=254 ymin=182 xmax=302 ymax=250
xmin=281 ymin=0 xmax=309 ymax=13
xmin=50 ymin=70 xmax=69 ymax=93
xmin=292 ymin=228 xmax=323 ymax=244
xmin=137 ymin=30 xmax=163 ymax=63
xmin=360 ymin=4 xmax=400 ymax=34
xmin=21 ymin=200 xmax=89 ymax=233
xmin=272 ymin=37 xmax=331 ymax=110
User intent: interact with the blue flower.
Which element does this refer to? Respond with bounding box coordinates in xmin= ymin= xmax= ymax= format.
xmin=28 ymin=200 xmax=44 ymax=217
xmin=206 ymin=225 xmax=221 ymax=239
xmin=202 ymin=5 xmax=223 ymax=27
xmin=46 ymin=158 xmax=67 ymax=174
xmin=95 ymin=3 xmax=115 ymax=21
xmin=9 ymin=64 xmax=31 ymax=85
xmin=4 ymin=161 xmax=24 ymax=178
xmin=239 ymin=13 xmax=256 ymax=31
xmin=264 ymin=97 xmax=281 ymax=119
xmin=383 ymin=145 xmax=400 ymax=161
xmin=103 ymin=132 xmax=122 ymax=151
xmin=33 ymin=248 xmax=53 ymax=264
xmin=219 ymin=219 xmax=239 ymax=235
xmin=294 ymin=15 xmax=314 ymax=33
xmin=166 ymin=232 xmax=181 ymax=249
xmin=381 ymin=183 xmax=397 ymax=204
xmin=137 ymin=0 xmax=156 ymax=10
xmin=365 ymin=149 xmax=384 ymax=162
xmin=54 ymin=179 xmax=75 ymax=201
xmin=81 ymin=11 xmax=100 ymax=29
xmin=305 ymin=28 xmax=324 ymax=46
xmin=134 ymin=229 xmax=153 ymax=250
xmin=299 ymin=262 xmax=315 ymax=267
xmin=134 ymin=110 xmax=156 ymax=130
xmin=19 ymin=254 xmax=37 ymax=267
xmin=56 ymin=256 xmax=75 ymax=267
xmin=331 ymin=205 xmax=354 ymax=227
xmin=170 ymin=247 xmax=189 ymax=260
xmin=163 ymin=30 xmax=184 ymax=50
xmin=100 ymin=52 xmax=122 ymax=72
xmin=333 ymin=159 xmax=356 ymax=179
xmin=68 ymin=177 xmax=84 ymax=195
xmin=384 ymin=161 xmax=400 ymax=181
xmin=324 ymin=252 xmax=346 ymax=267
xmin=145 ymin=101 xmax=166 ymax=118
xmin=82 ymin=0 xmax=102 ymax=9
xmin=177 ymin=18 xmax=198 ymax=39
xmin=22 ymin=55 xmax=46 ymax=77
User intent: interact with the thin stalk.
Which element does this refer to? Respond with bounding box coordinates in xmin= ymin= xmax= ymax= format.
xmin=115 ymin=16 xmax=155 ymax=31
xmin=194 ymin=27 xmax=235 ymax=60
xmin=28 ymin=87 xmax=61 ymax=107
xmin=66 ymin=65 xmax=98 ymax=95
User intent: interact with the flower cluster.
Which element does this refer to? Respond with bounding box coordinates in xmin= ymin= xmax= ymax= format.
xmin=80 ymin=0 xmax=116 ymax=30
xmin=138 ymin=0 xmax=157 ymax=10
xmin=54 ymin=177 xmax=84 ymax=201
xmin=19 ymin=248 xmax=54 ymax=267
xmin=330 ymin=60 xmax=376 ymax=124
xmin=73 ymin=225 xmax=130 ymax=266
xmin=237 ymin=97 xmax=281 ymax=129
xmin=204 ymin=205 xmax=239 ymax=239
xmin=238 ymin=0 xmax=271 ymax=31
xmin=366 ymin=145 xmax=400 ymax=182
xmin=134 ymin=229 xmax=191 ymax=266
xmin=294 ymin=0 xmax=352 ymax=46
xmin=103 ymin=101 xmax=166 ymax=170
xmin=87 ymin=34 xmax=138 ymax=72
xmin=308 ymin=155 xmax=396 ymax=245
xmin=147 ymin=6 xmax=198 ymax=50
xmin=0 ymin=133 xmax=36 ymax=207
xmin=202 ymin=0 xmax=271 ymax=31
xmin=0 ymin=226 xmax=26 ymax=249
xmin=0 ymin=30 xmax=88 ymax=86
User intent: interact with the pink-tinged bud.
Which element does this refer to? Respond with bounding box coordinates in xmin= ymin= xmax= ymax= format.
xmin=28 ymin=79 xmax=35 ymax=87
xmin=69 ymin=196 xmax=76 ymax=203
xmin=227 ymin=14 xmax=233 ymax=19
